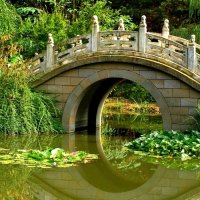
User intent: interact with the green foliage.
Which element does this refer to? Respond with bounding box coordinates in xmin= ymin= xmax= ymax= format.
xmin=0 ymin=36 xmax=63 ymax=134
xmin=18 ymin=11 xmax=68 ymax=57
xmin=0 ymin=0 xmax=21 ymax=34
xmin=67 ymin=0 xmax=137 ymax=38
xmin=172 ymin=24 xmax=200 ymax=45
xmin=125 ymin=130 xmax=200 ymax=159
xmin=189 ymin=0 xmax=200 ymax=20
xmin=109 ymin=81 xmax=155 ymax=103
xmin=16 ymin=7 xmax=42 ymax=18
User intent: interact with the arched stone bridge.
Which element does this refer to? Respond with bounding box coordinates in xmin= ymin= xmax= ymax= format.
xmin=32 ymin=15 xmax=200 ymax=133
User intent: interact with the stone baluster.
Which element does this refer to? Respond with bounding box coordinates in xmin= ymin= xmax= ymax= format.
xmin=161 ymin=19 xmax=169 ymax=47
xmin=162 ymin=19 xmax=169 ymax=39
xmin=118 ymin=18 xmax=125 ymax=31
xmin=139 ymin=15 xmax=147 ymax=53
xmin=91 ymin=15 xmax=99 ymax=52
xmin=187 ymin=35 xmax=197 ymax=72
xmin=46 ymin=33 xmax=54 ymax=70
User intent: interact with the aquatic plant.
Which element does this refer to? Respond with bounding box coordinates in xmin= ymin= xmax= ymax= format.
xmin=0 ymin=147 xmax=97 ymax=168
xmin=125 ymin=130 xmax=200 ymax=159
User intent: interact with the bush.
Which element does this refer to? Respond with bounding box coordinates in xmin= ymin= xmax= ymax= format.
xmin=0 ymin=36 xmax=63 ymax=134
xmin=109 ymin=81 xmax=155 ymax=103
xmin=17 ymin=11 xmax=69 ymax=58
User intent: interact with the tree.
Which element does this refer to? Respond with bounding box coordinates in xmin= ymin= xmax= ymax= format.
xmin=0 ymin=0 xmax=21 ymax=34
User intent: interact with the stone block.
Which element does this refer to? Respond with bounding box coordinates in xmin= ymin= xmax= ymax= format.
xmin=151 ymin=80 xmax=164 ymax=88
xmin=62 ymin=86 xmax=74 ymax=94
xmin=45 ymin=78 xmax=55 ymax=85
xmin=37 ymin=85 xmax=48 ymax=91
xmin=164 ymin=80 xmax=181 ymax=88
xmin=55 ymin=77 xmax=70 ymax=85
xmin=98 ymin=70 xmax=110 ymax=80
xmin=47 ymin=85 xmax=63 ymax=93
xmin=160 ymin=89 xmax=173 ymax=97
xmin=190 ymin=89 xmax=200 ymax=98
xmin=171 ymin=115 xmax=190 ymax=124
xmin=56 ymin=94 xmax=68 ymax=103
xmin=181 ymin=98 xmax=198 ymax=107
xmin=70 ymin=77 xmax=84 ymax=85
xmin=59 ymin=69 xmax=79 ymax=77
xmin=140 ymin=71 xmax=157 ymax=79
xmin=180 ymin=82 xmax=190 ymax=89
xmin=172 ymin=89 xmax=190 ymax=98
xmin=79 ymin=68 xmax=99 ymax=77
xmin=165 ymin=98 xmax=181 ymax=106
xmin=169 ymin=107 xmax=189 ymax=115
xmin=156 ymin=72 xmax=174 ymax=80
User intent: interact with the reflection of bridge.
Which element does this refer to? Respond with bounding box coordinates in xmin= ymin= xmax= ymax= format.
xmin=32 ymin=15 xmax=200 ymax=132
xmin=29 ymin=134 xmax=200 ymax=200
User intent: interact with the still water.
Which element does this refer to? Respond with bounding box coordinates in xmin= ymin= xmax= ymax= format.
xmin=1 ymin=132 xmax=200 ymax=200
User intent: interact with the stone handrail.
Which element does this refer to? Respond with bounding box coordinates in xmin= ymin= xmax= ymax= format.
xmin=30 ymin=15 xmax=200 ymax=77
xmin=146 ymin=32 xmax=187 ymax=67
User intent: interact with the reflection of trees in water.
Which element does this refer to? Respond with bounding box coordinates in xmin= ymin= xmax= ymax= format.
xmin=0 ymin=164 xmax=36 ymax=200
xmin=0 ymin=134 xmax=62 ymax=199
xmin=101 ymin=135 xmax=156 ymax=185
xmin=102 ymin=104 xmax=163 ymax=136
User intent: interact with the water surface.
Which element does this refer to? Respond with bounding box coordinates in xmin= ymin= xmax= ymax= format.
xmin=1 ymin=132 xmax=200 ymax=200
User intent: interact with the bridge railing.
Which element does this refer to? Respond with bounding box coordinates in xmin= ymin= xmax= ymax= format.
xmin=55 ymin=34 xmax=91 ymax=63
xmin=98 ymin=30 xmax=139 ymax=51
xmin=31 ymin=15 xmax=200 ymax=77
xmin=146 ymin=32 xmax=187 ymax=67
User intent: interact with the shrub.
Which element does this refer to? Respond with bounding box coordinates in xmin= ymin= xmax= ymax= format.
xmin=0 ymin=36 xmax=63 ymax=134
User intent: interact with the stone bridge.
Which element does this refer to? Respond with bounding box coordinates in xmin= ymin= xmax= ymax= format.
xmin=32 ymin=15 xmax=200 ymax=133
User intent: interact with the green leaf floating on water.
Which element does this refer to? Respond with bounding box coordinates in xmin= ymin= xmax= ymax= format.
xmin=0 ymin=148 xmax=98 ymax=168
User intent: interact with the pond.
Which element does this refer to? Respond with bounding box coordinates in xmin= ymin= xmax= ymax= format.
xmin=1 ymin=130 xmax=200 ymax=200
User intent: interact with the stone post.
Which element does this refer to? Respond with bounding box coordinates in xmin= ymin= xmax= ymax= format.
xmin=161 ymin=19 xmax=169 ymax=47
xmin=46 ymin=33 xmax=54 ymax=70
xmin=91 ymin=15 xmax=99 ymax=52
xmin=139 ymin=15 xmax=147 ymax=53
xmin=118 ymin=18 xmax=125 ymax=31
xmin=187 ymin=35 xmax=197 ymax=72
xmin=162 ymin=19 xmax=169 ymax=39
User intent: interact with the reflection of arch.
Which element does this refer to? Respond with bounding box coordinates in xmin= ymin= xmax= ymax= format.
xmin=30 ymin=134 xmax=200 ymax=200
xmin=62 ymin=69 xmax=170 ymax=133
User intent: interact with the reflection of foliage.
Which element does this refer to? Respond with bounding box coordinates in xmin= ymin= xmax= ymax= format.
xmin=125 ymin=130 xmax=200 ymax=159
xmin=101 ymin=135 xmax=156 ymax=184
xmin=0 ymin=164 xmax=35 ymax=199
xmin=102 ymin=99 xmax=162 ymax=136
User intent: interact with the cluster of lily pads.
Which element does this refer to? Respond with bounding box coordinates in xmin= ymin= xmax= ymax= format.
xmin=0 ymin=147 xmax=98 ymax=168
xmin=125 ymin=130 xmax=200 ymax=161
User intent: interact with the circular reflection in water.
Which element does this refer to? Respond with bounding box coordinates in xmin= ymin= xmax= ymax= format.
xmin=72 ymin=129 xmax=157 ymax=193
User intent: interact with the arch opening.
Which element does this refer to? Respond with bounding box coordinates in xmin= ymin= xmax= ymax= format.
xmin=62 ymin=69 xmax=171 ymax=133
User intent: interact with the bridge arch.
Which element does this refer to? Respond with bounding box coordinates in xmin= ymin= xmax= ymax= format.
xmin=63 ymin=67 xmax=170 ymax=133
